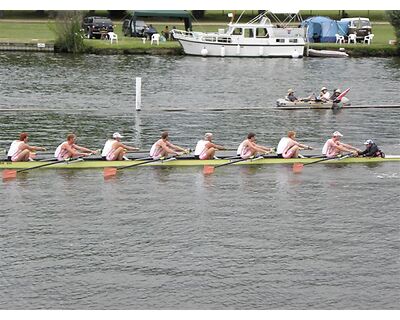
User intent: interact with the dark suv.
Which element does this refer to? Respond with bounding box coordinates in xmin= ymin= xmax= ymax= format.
xmin=122 ymin=19 xmax=147 ymax=37
xmin=82 ymin=16 xmax=114 ymax=39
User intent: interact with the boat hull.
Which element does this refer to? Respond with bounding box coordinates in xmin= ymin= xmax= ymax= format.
xmin=177 ymin=38 xmax=304 ymax=57
xmin=276 ymin=97 xmax=350 ymax=109
xmin=1 ymin=156 xmax=399 ymax=170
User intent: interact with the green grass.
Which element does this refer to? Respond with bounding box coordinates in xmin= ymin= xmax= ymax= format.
xmin=0 ymin=21 xmax=56 ymax=42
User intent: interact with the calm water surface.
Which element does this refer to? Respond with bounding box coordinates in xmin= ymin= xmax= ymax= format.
xmin=0 ymin=52 xmax=399 ymax=309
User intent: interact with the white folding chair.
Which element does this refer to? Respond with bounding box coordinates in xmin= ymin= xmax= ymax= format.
xmin=364 ymin=34 xmax=374 ymax=45
xmin=151 ymin=33 xmax=160 ymax=45
xmin=335 ymin=34 xmax=344 ymax=44
xmin=108 ymin=32 xmax=118 ymax=44
xmin=348 ymin=34 xmax=357 ymax=44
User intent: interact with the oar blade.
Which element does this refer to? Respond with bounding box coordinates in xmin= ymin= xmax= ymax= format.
xmin=292 ymin=163 xmax=304 ymax=173
xmin=2 ymin=169 xmax=17 ymax=181
xmin=203 ymin=165 xmax=215 ymax=175
xmin=103 ymin=167 xmax=117 ymax=179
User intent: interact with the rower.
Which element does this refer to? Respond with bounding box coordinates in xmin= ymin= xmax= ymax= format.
xmin=149 ymin=131 xmax=188 ymax=160
xmin=322 ymin=131 xmax=361 ymax=158
xmin=54 ymin=133 xmax=97 ymax=160
xmin=276 ymin=131 xmax=313 ymax=159
xmin=101 ymin=132 xmax=139 ymax=161
xmin=194 ymin=132 xmax=225 ymax=160
xmin=7 ymin=132 xmax=46 ymax=162
xmin=237 ymin=132 xmax=273 ymax=159
xmin=357 ymin=139 xmax=385 ymax=158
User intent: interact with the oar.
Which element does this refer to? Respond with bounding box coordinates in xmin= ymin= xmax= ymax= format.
xmin=2 ymin=157 xmax=84 ymax=181
xmin=292 ymin=153 xmax=354 ymax=173
xmin=103 ymin=151 xmax=190 ymax=179
xmin=203 ymin=154 xmax=266 ymax=175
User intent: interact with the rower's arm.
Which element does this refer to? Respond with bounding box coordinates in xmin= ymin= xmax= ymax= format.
xmin=341 ymin=143 xmax=361 ymax=152
xmin=73 ymin=144 xmax=97 ymax=154
xmin=167 ymin=141 xmax=186 ymax=152
xmin=26 ymin=144 xmax=46 ymax=152
xmin=120 ymin=143 xmax=139 ymax=151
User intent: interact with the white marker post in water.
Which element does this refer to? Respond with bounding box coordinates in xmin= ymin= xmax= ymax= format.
xmin=135 ymin=77 xmax=141 ymax=111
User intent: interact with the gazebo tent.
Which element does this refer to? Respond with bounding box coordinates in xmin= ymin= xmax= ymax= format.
xmin=302 ymin=16 xmax=348 ymax=43
xmin=131 ymin=10 xmax=192 ymax=31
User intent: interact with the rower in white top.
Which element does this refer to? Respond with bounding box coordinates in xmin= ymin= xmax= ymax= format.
xmin=149 ymin=131 xmax=188 ymax=160
xmin=276 ymin=131 xmax=313 ymax=158
xmin=322 ymin=131 xmax=360 ymax=158
xmin=54 ymin=134 xmax=97 ymax=161
xmin=7 ymin=132 xmax=46 ymax=162
xmin=194 ymin=132 xmax=225 ymax=160
xmin=237 ymin=132 xmax=273 ymax=159
xmin=102 ymin=132 xmax=139 ymax=161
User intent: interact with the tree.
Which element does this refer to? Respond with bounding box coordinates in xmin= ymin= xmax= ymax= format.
xmin=52 ymin=11 xmax=86 ymax=53
xmin=386 ymin=10 xmax=400 ymax=52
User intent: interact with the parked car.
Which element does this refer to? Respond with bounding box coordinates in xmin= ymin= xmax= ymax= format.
xmin=340 ymin=17 xmax=372 ymax=41
xmin=82 ymin=16 xmax=114 ymax=39
xmin=122 ymin=19 xmax=147 ymax=37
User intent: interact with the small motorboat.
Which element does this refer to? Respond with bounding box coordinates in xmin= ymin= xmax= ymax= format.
xmin=276 ymin=97 xmax=351 ymax=110
xmin=307 ymin=48 xmax=349 ymax=58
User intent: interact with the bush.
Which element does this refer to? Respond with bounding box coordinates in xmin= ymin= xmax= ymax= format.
xmin=52 ymin=11 xmax=85 ymax=53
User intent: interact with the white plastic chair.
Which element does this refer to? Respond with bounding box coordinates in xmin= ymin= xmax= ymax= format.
xmin=151 ymin=33 xmax=160 ymax=45
xmin=364 ymin=34 xmax=374 ymax=45
xmin=335 ymin=34 xmax=344 ymax=44
xmin=108 ymin=32 xmax=118 ymax=44
xmin=348 ymin=33 xmax=357 ymax=44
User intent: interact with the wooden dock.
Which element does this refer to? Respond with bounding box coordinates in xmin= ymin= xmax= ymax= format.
xmin=0 ymin=41 xmax=54 ymax=52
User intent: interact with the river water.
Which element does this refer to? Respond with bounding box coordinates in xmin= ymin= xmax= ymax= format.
xmin=0 ymin=52 xmax=399 ymax=309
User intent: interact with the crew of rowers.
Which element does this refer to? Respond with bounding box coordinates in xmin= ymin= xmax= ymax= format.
xmin=286 ymin=87 xmax=342 ymax=103
xmin=5 ymin=130 xmax=385 ymax=163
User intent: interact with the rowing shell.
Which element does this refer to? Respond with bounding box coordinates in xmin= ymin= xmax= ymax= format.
xmin=0 ymin=156 xmax=399 ymax=170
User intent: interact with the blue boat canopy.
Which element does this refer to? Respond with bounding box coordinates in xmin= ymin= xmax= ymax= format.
xmin=301 ymin=16 xmax=348 ymax=43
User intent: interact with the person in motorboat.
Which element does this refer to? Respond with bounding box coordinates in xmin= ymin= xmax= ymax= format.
xmin=330 ymin=89 xmax=342 ymax=101
xmin=101 ymin=132 xmax=139 ymax=161
xmin=276 ymin=131 xmax=313 ymax=159
xmin=150 ymin=131 xmax=188 ymax=160
xmin=7 ymin=132 xmax=46 ymax=162
xmin=54 ymin=134 xmax=97 ymax=161
xmin=285 ymin=89 xmax=299 ymax=102
xmin=194 ymin=132 xmax=225 ymax=160
xmin=357 ymin=139 xmax=385 ymax=158
xmin=317 ymin=87 xmax=331 ymax=102
xmin=322 ymin=131 xmax=361 ymax=158
xmin=237 ymin=132 xmax=273 ymax=159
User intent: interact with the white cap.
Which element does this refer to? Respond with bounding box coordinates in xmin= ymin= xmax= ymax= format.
xmin=205 ymin=132 xmax=213 ymax=138
xmin=332 ymin=131 xmax=343 ymax=137
xmin=335 ymin=89 xmax=341 ymax=93
xmin=364 ymin=139 xmax=374 ymax=145
xmin=321 ymin=87 xmax=327 ymax=91
xmin=113 ymin=132 xmax=123 ymax=139
xmin=287 ymin=88 xmax=294 ymax=93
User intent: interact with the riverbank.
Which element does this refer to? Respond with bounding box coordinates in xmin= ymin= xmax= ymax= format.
xmin=1 ymin=39 xmax=397 ymax=57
